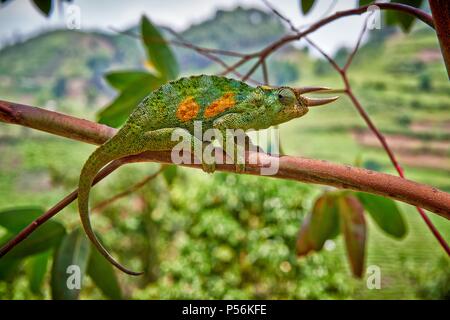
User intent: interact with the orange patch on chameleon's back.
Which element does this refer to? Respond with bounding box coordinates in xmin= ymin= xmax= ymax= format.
xmin=204 ymin=92 xmax=235 ymax=118
xmin=176 ymin=96 xmax=200 ymax=122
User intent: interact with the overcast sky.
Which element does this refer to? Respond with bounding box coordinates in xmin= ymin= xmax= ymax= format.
xmin=0 ymin=0 xmax=370 ymax=54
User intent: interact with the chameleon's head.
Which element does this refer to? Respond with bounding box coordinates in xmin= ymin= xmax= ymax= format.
xmin=259 ymin=86 xmax=338 ymax=126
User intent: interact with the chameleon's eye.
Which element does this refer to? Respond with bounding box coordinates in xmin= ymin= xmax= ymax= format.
xmin=277 ymin=88 xmax=296 ymax=106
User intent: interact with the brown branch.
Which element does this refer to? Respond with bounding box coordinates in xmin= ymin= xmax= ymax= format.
xmin=0 ymin=99 xmax=449 ymax=218
xmin=0 ymin=1 xmax=444 ymax=259
xmin=0 ymin=100 xmax=116 ymax=145
xmin=429 ymin=0 xmax=450 ymax=78
xmin=262 ymin=0 xmax=299 ymax=34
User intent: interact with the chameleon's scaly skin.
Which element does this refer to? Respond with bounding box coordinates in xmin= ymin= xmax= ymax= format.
xmin=78 ymin=75 xmax=311 ymax=275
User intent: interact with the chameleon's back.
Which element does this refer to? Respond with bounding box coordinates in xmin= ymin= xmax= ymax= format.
xmin=128 ymin=75 xmax=255 ymax=132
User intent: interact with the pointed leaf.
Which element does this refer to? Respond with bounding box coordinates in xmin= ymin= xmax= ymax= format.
xmin=300 ymin=0 xmax=315 ymax=15
xmin=0 ymin=206 xmax=44 ymax=233
xmin=338 ymin=195 xmax=366 ymax=278
xmin=28 ymin=250 xmax=51 ymax=295
xmin=51 ymin=228 xmax=91 ymax=300
xmin=356 ymin=192 xmax=407 ymax=239
xmin=4 ymin=221 xmax=66 ymax=258
xmin=32 ymin=0 xmax=52 ymax=16
xmin=104 ymin=70 xmax=154 ymax=91
xmin=141 ymin=15 xmax=179 ymax=80
xmin=97 ymin=73 xmax=163 ymax=127
xmin=87 ymin=243 xmax=122 ymax=300
xmin=386 ymin=0 xmax=423 ymax=32
xmin=359 ymin=0 xmax=374 ymax=6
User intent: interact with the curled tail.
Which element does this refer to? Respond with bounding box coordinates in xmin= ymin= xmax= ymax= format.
xmin=78 ymin=136 xmax=144 ymax=276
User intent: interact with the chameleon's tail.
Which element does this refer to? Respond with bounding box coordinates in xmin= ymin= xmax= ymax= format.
xmin=78 ymin=136 xmax=144 ymax=276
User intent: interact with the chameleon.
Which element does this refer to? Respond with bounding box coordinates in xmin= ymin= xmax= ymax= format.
xmin=78 ymin=75 xmax=338 ymax=275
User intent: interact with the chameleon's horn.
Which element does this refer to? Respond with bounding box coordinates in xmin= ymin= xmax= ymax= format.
xmin=304 ymin=96 xmax=339 ymax=107
xmin=295 ymin=86 xmax=331 ymax=94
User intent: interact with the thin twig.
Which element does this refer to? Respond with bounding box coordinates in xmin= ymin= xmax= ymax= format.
xmin=0 ymin=1 xmax=444 ymax=260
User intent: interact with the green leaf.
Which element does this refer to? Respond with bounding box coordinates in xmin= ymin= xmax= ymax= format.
xmin=4 ymin=221 xmax=66 ymax=258
xmin=28 ymin=250 xmax=51 ymax=295
xmin=338 ymin=195 xmax=367 ymax=278
xmin=0 ymin=206 xmax=45 ymax=233
xmin=356 ymin=192 xmax=407 ymax=238
xmin=386 ymin=0 xmax=423 ymax=32
xmin=163 ymin=165 xmax=178 ymax=186
xmin=0 ymin=258 xmax=21 ymax=281
xmin=105 ymin=70 xmax=154 ymax=91
xmin=141 ymin=15 xmax=179 ymax=80
xmin=97 ymin=73 xmax=163 ymax=127
xmin=87 ymin=244 xmax=122 ymax=300
xmin=51 ymin=228 xmax=91 ymax=300
xmin=296 ymin=193 xmax=340 ymax=256
xmin=32 ymin=0 xmax=52 ymax=16
xmin=300 ymin=0 xmax=315 ymax=15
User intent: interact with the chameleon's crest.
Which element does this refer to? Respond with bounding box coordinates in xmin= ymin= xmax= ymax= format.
xmin=204 ymin=92 xmax=235 ymax=118
xmin=176 ymin=96 xmax=200 ymax=122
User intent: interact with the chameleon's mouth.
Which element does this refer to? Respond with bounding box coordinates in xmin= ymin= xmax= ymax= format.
xmin=293 ymin=87 xmax=339 ymax=107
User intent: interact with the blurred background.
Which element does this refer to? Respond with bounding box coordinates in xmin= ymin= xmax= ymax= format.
xmin=0 ymin=0 xmax=449 ymax=299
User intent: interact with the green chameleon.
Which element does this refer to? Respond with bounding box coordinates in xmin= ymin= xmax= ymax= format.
xmin=78 ymin=75 xmax=337 ymax=275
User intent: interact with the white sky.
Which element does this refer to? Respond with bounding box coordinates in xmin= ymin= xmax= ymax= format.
xmin=0 ymin=0 xmax=369 ymax=55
